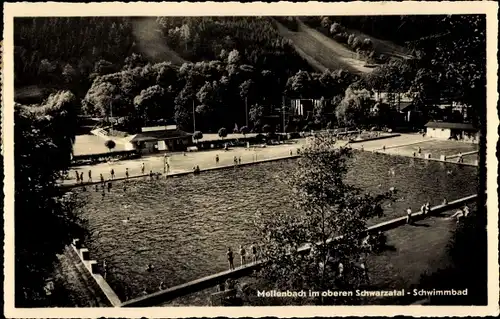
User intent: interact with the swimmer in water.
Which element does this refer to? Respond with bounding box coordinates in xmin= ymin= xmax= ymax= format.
xmin=159 ymin=281 xmax=167 ymax=290
xmin=146 ymin=264 xmax=154 ymax=272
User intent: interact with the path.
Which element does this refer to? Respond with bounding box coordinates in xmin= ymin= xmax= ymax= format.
xmin=63 ymin=141 xmax=308 ymax=186
xmin=64 ymin=133 xmax=478 ymax=186
xmin=273 ymin=18 xmax=372 ymax=75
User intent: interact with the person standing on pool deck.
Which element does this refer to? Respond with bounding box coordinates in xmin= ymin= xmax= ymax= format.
xmin=88 ymin=170 xmax=92 ymax=183
xmin=100 ymin=173 xmax=104 ymax=184
xmin=250 ymin=243 xmax=258 ymax=263
xmin=215 ymin=154 xmax=219 ymax=165
xmin=463 ymin=204 xmax=470 ymax=217
xmin=75 ymin=171 xmax=80 ymax=183
xmin=406 ymin=207 xmax=412 ymax=224
xmin=239 ymin=245 xmax=246 ymax=266
xmin=238 ymin=156 xmax=242 ymax=165
xmin=125 ymin=168 xmax=129 ymax=179
xmin=102 ymin=259 xmax=108 ymax=278
xmin=110 ymin=168 xmax=115 ymax=180
xmin=421 ymin=202 xmax=427 ymax=216
xmin=141 ymin=163 xmax=145 ymax=175
xmin=227 ymin=247 xmax=235 ymax=270
xmin=80 ymin=172 xmax=84 ymax=184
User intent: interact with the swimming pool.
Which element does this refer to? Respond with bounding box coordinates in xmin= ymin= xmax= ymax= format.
xmin=75 ymin=151 xmax=479 ymax=300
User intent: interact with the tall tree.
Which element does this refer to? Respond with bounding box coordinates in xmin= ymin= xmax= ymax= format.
xmin=15 ymin=91 xmax=87 ymax=306
xmin=336 ymin=87 xmax=373 ymax=127
xmin=254 ymin=133 xmax=392 ymax=305
xmin=133 ymin=85 xmax=166 ymax=125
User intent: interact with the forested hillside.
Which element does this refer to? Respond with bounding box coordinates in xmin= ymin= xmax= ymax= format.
xmin=14 ymin=15 xmax=486 ymax=132
xmin=14 ymin=17 xmax=311 ymax=102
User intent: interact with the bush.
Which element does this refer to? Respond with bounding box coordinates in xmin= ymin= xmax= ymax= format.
xmin=334 ymin=32 xmax=349 ymax=44
xmin=262 ymin=124 xmax=271 ymax=134
xmin=193 ymin=131 xmax=203 ymax=141
xmin=240 ymin=126 xmax=250 ymax=136
xmin=218 ymin=127 xmax=228 ymax=139
xmin=104 ymin=139 xmax=116 ymax=151
xmin=362 ymin=38 xmax=373 ymax=50
xmin=320 ymin=17 xmax=332 ymax=29
xmin=347 ymin=34 xmax=356 ymax=47
xmin=351 ymin=36 xmax=362 ymax=50
xmin=330 ymin=22 xmax=343 ymax=35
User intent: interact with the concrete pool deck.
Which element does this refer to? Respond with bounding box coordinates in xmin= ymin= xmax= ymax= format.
xmin=62 ymin=133 xmax=479 ymax=188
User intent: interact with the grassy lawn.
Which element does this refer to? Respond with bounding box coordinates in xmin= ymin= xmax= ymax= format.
xmin=73 ymin=134 xmax=126 ymax=156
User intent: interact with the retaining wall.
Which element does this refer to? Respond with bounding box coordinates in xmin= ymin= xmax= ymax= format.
xmin=70 ymin=239 xmax=122 ymax=307
xmin=348 ymin=133 xmax=401 ymax=144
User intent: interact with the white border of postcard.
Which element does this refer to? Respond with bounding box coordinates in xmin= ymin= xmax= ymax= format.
xmin=3 ymin=1 xmax=499 ymax=317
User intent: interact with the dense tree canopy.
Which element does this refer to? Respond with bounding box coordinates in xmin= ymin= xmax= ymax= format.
xmin=15 ymin=91 xmax=87 ymax=306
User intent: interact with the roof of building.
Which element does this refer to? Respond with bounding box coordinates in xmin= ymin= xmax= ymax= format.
xmin=129 ymin=129 xmax=192 ymax=143
xmin=425 ymin=121 xmax=476 ymax=130
xmin=398 ymin=102 xmax=414 ymax=112
xmin=141 ymin=125 xmax=178 ymax=132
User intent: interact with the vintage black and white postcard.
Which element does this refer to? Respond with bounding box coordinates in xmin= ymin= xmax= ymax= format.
xmin=2 ymin=1 xmax=499 ymax=318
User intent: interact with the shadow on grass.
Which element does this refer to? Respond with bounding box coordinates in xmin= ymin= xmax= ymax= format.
xmin=414 ymin=211 xmax=487 ymax=305
xmin=411 ymin=222 xmax=430 ymax=227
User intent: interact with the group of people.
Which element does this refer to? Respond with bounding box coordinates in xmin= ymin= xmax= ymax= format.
xmin=449 ymin=204 xmax=471 ymax=223
xmin=226 ymin=244 xmax=259 ymax=270
xmin=406 ymin=201 xmax=471 ymax=224
xmin=406 ymin=202 xmax=431 ymax=224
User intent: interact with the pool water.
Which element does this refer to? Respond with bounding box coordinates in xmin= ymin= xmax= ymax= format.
xmin=75 ymin=151 xmax=478 ymax=300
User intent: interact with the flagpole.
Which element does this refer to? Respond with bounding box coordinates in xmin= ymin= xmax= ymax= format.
xmin=245 ymin=96 xmax=248 ymax=127
xmin=282 ymin=96 xmax=286 ymax=133
xmin=192 ymin=99 xmax=196 ymax=131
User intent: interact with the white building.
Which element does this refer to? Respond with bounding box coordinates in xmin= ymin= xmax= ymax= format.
xmin=425 ymin=121 xmax=478 ymax=142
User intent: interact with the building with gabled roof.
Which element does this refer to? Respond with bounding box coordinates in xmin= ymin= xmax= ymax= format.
xmin=124 ymin=125 xmax=193 ymax=153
